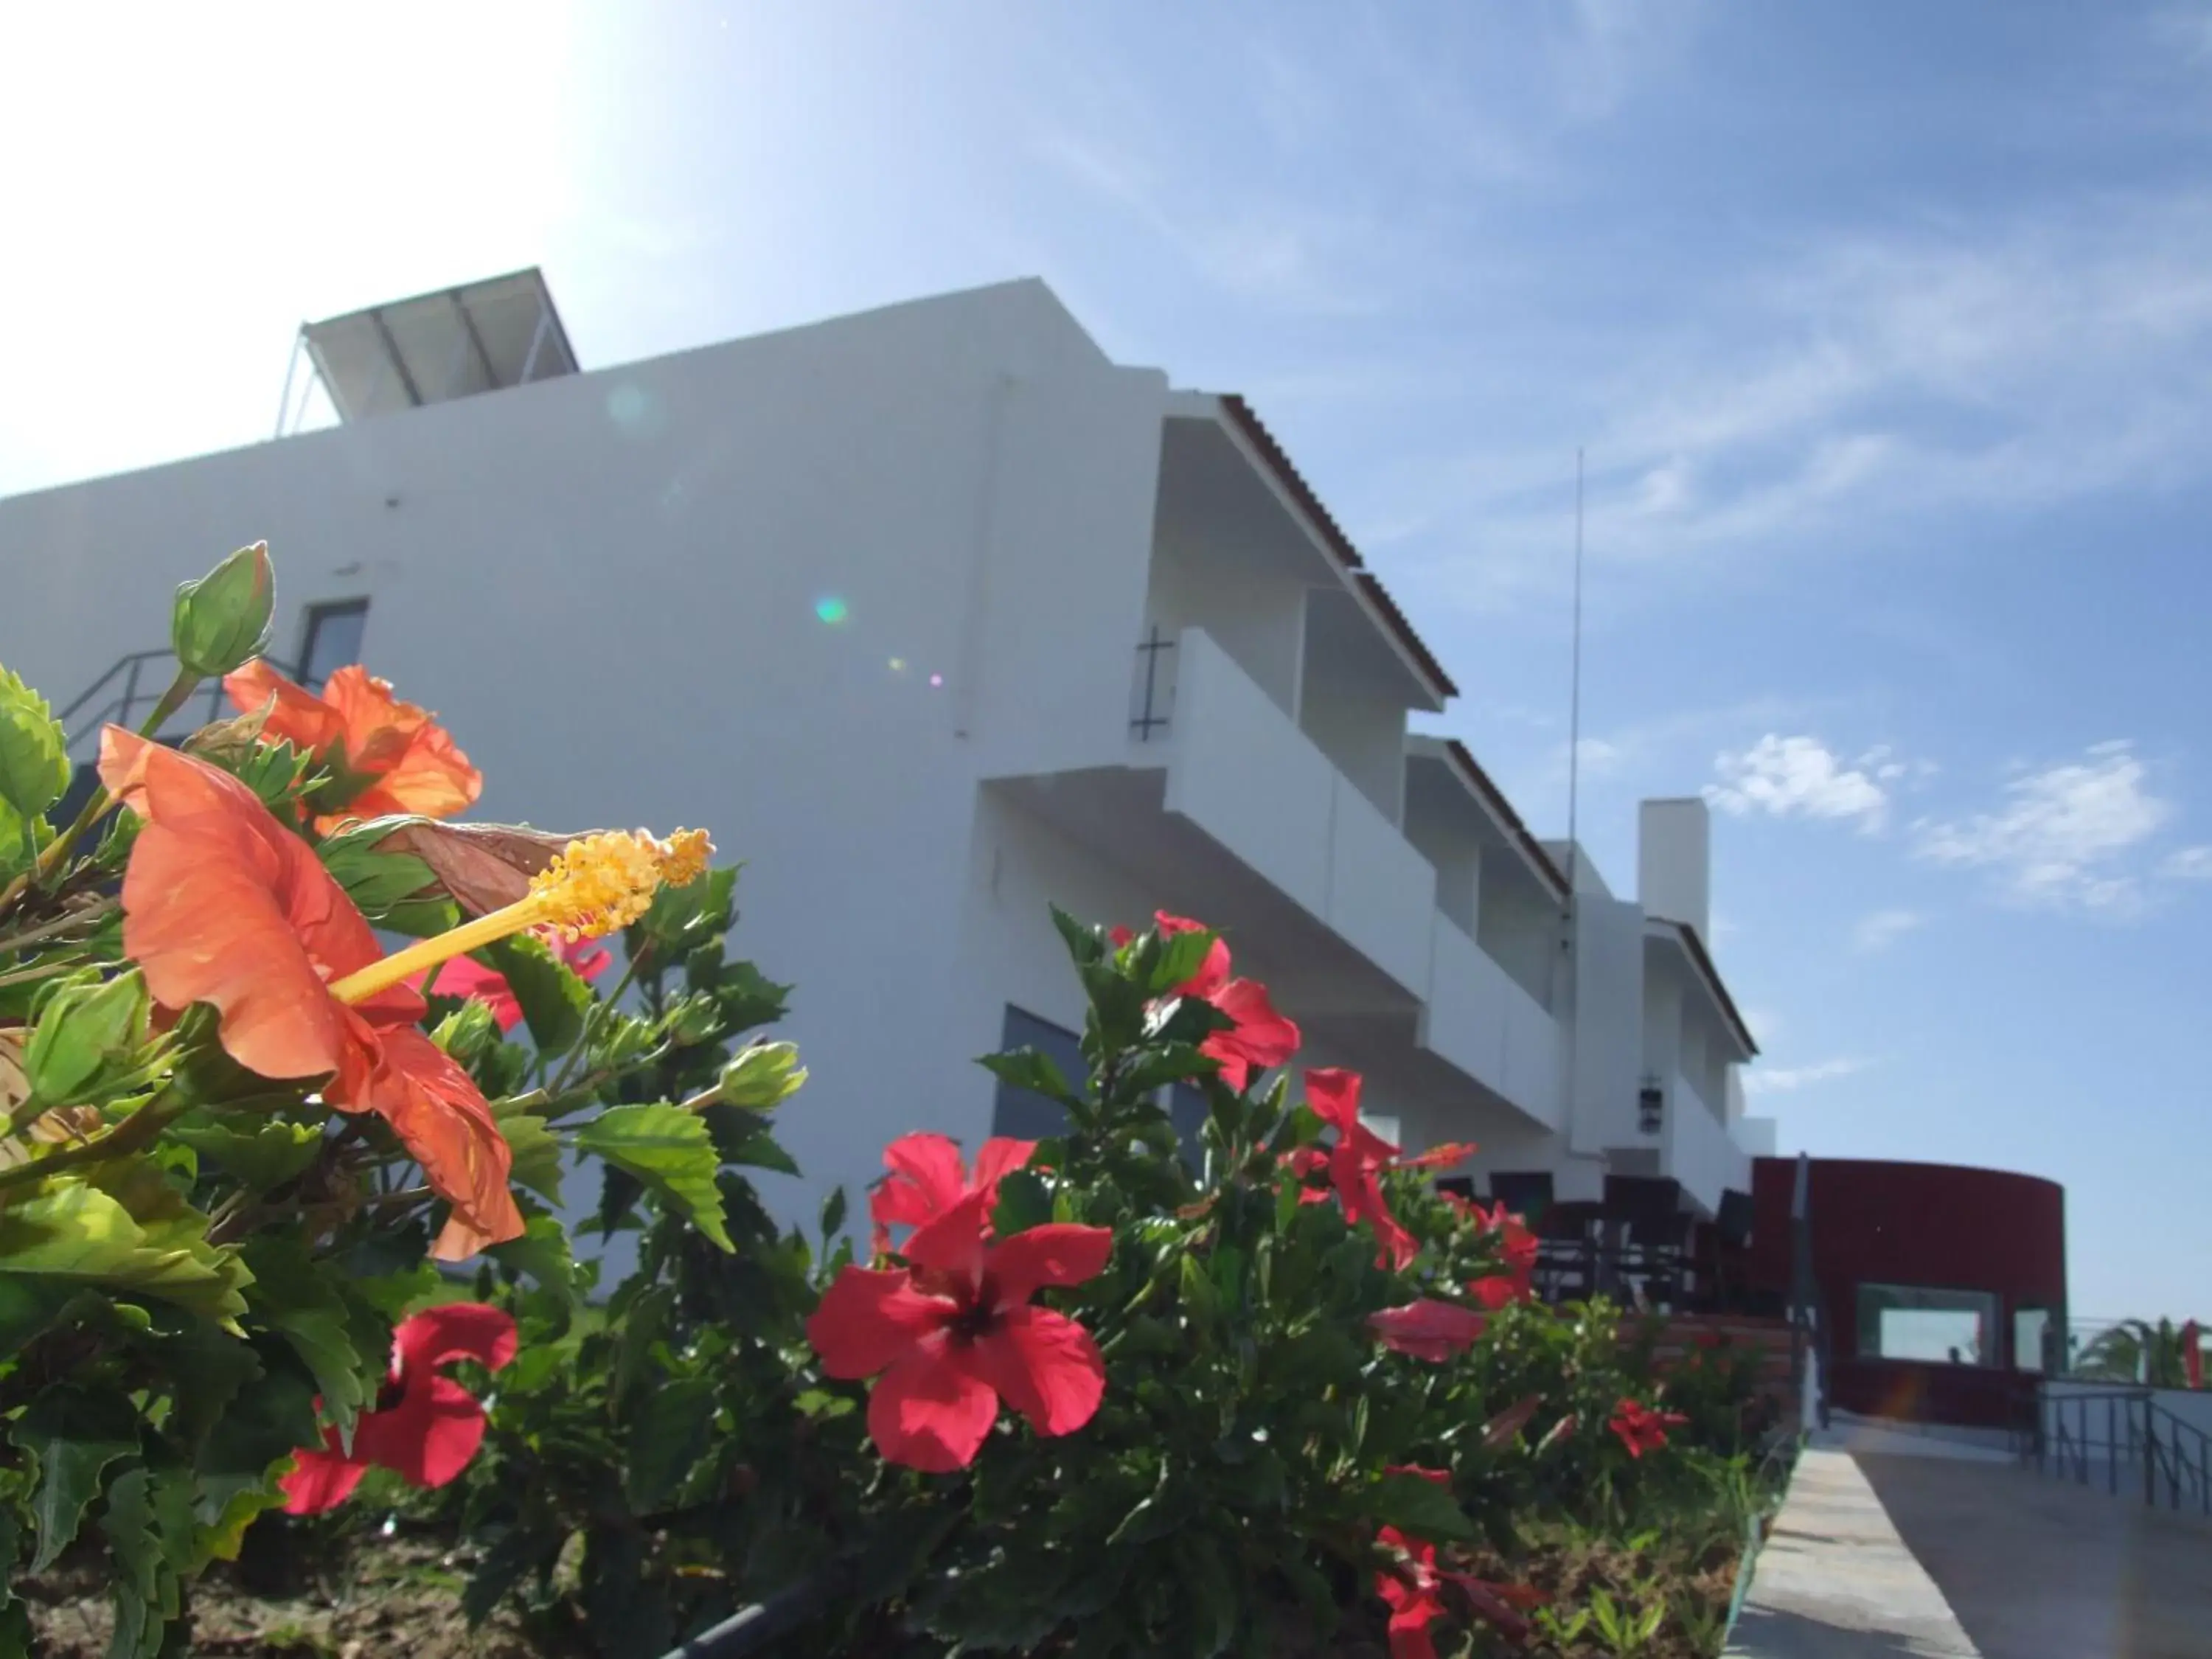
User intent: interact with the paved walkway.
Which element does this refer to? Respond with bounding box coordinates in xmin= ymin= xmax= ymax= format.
xmin=1728 ymin=1441 xmax=2212 ymax=1659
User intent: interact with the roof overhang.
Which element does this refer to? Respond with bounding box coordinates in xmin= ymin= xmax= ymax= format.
xmin=1406 ymin=735 xmax=1571 ymax=900
xmin=1646 ymin=917 xmax=1759 ymax=1060
xmin=1167 ymin=389 xmax=1458 ymax=710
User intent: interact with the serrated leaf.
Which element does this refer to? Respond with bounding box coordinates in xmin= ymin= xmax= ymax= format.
xmin=491 ymin=1102 xmax=565 ymax=1203
xmin=169 ymin=1118 xmax=324 ymax=1190
xmin=240 ymin=1240 xmax=373 ymax=1443
xmin=1367 ymin=1471 xmax=1475 ymax=1542
xmin=0 ymin=1178 xmax=251 ymax=1324
xmin=486 ymin=934 xmax=592 ymax=1056
xmin=709 ymin=1110 xmax=799 ymax=1177
xmin=624 ymin=1374 xmax=717 ymax=1512
xmin=489 ymin=1214 xmax=575 ymax=1302
xmin=820 ymin=1186 xmax=848 ymax=1240
xmin=573 ymin=1105 xmax=731 ymax=1251
xmin=102 ymin=1465 xmax=167 ymax=1659
xmin=979 ymin=1048 xmax=1075 ymax=1104
xmin=1050 ymin=904 xmax=1107 ymax=967
xmin=12 ymin=1385 xmax=139 ymax=1572
xmin=0 ymin=665 xmax=69 ymax=821
xmin=1151 ymin=926 xmax=1219 ymax=997
xmin=161 ymin=1318 xmax=265 ymax=1452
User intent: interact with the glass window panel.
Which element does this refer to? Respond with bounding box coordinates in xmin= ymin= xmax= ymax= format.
xmin=1856 ymin=1283 xmax=1999 ymax=1366
xmin=299 ymin=601 xmax=369 ymax=689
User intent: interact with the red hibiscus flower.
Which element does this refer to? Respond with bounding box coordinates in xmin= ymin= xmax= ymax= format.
xmin=807 ymin=1189 xmax=1112 ymax=1472
xmin=410 ymin=933 xmax=613 ymax=1033
xmin=1375 ymin=1526 xmax=1542 ymax=1658
xmin=1110 ymin=912 xmax=1300 ymax=1091
xmin=1397 ymin=1141 xmax=1477 ymax=1173
xmin=227 ymin=658 xmax=481 ymax=829
xmin=1369 ymin=1298 xmax=1489 ymax=1361
xmin=280 ymin=1304 xmax=517 ymax=1514
xmin=1609 ymin=1396 xmax=1689 ymax=1458
xmin=1306 ymin=1068 xmax=1418 ymax=1269
xmin=102 ymin=731 xmax=523 ymax=1261
xmin=868 ymin=1131 xmax=1040 ymax=1255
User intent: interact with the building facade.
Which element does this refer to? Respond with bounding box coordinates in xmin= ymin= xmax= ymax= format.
xmin=0 ymin=273 xmax=1772 ymax=1234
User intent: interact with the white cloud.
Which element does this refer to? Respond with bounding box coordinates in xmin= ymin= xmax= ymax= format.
xmin=1852 ymin=908 xmax=1927 ymax=953
xmin=1705 ymin=734 xmax=1891 ymax=832
xmin=1912 ymin=741 xmax=2174 ymax=916
xmin=1743 ymin=1057 xmax=1872 ymax=1095
xmin=2162 ymin=845 xmax=2212 ymax=880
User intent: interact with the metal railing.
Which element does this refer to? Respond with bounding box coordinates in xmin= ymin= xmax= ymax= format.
xmin=55 ymin=650 xmax=302 ymax=754
xmin=2034 ymin=1386 xmax=2212 ymax=1517
xmin=1130 ymin=627 xmax=1176 ymax=741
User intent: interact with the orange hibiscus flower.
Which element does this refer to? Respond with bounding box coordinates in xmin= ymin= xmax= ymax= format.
xmin=101 ymin=730 xmax=709 ymax=1261
xmin=226 ymin=659 xmax=480 ymax=827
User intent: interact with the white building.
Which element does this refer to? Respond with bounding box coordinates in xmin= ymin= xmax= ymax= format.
xmin=0 ymin=271 xmax=1771 ymax=1228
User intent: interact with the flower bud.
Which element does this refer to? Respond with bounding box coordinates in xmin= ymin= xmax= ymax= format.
xmin=718 ymin=1040 xmax=806 ymax=1110
xmin=170 ymin=542 xmax=275 ymax=678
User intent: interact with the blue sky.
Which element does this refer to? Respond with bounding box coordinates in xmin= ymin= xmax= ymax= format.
xmin=4 ymin=1 xmax=2209 ymax=1325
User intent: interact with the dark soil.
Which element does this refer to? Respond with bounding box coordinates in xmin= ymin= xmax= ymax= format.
xmin=24 ymin=1527 xmax=1747 ymax=1658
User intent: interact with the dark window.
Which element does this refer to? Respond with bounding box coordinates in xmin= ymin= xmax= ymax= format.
xmin=1168 ymin=1083 xmax=1208 ymax=1152
xmin=299 ymin=600 xmax=369 ymax=689
xmin=992 ymin=1007 xmax=1085 ymax=1141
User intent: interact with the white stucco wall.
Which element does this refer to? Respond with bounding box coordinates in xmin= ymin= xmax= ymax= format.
xmin=1638 ymin=797 xmax=1711 ymax=939
xmin=0 ymin=278 xmax=1172 ymax=1231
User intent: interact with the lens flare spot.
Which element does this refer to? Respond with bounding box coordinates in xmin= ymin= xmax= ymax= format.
xmin=815 ymin=595 xmax=849 ymax=625
xmin=928 ymin=673 xmax=945 ymax=689
xmin=888 ymin=657 xmax=907 ymax=672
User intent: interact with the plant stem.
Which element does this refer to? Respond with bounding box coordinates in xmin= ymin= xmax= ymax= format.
xmin=0 ymin=900 xmax=117 ymax=958
xmin=548 ymin=940 xmax=650 ymax=1096
xmin=0 ymin=668 xmax=201 ymax=918
xmin=0 ymin=1090 xmax=183 ymax=1192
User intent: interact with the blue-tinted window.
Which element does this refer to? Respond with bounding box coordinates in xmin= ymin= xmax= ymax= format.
xmin=299 ymin=600 xmax=369 ymax=689
xmin=1169 ymin=1083 xmax=1209 ymax=1168
xmin=992 ymin=1007 xmax=1085 ymax=1140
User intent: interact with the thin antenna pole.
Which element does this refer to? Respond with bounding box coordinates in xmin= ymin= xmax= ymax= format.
xmin=1565 ymin=448 xmax=1586 ymax=879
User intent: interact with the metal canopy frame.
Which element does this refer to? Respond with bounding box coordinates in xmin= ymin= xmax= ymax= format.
xmin=275 ymin=267 xmax=577 ymax=436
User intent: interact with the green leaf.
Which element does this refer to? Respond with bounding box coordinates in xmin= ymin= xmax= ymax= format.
xmin=160 ymin=1320 xmax=266 ymax=1453
xmin=24 ymin=969 xmax=150 ymax=1105
xmin=1051 ymin=904 xmax=1108 ymax=967
xmin=464 ymin=1527 xmax=562 ymax=1627
xmin=489 ymin=1214 xmax=576 ymax=1302
xmin=0 ymin=1275 xmax=81 ymax=1358
xmin=491 ymin=1102 xmax=566 ymax=1204
xmin=819 ymin=1186 xmax=849 ymax=1241
xmin=979 ymin=1048 xmax=1076 ymax=1104
xmin=624 ymin=1375 xmax=718 ymax=1512
xmin=1366 ymin=1472 xmax=1476 ymax=1543
xmin=169 ymin=1117 xmax=324 ymax=1190
xmin=319 ymin=838 xmax=438 ymax=921
xmin=486 ymin=934 xmax=593 ymax=1056
xmin=573 ymin=1105 xmax=731 ymax=1251
xmin=191 ymin=1350 xmax=320 ymax=1563
xmin=1151 ymin=925 xmax=1219 ymax=997
xmin=240 ymin=1240 xmax=374 ymax=1443
xmin=11 ymin=1385 xmax=139 ymax=1572
xmin=709 ymin=1110 xmax=799 ymax=1177
xmin=102 ymin=1466 xmax=167 ymax=1659
xmin=0 ymin=664 xmax=69 ymax=821
xmin=0 ymin=1178 xmax=251 ymax=1325
xmin=991 ymin=1170 xmax=1054 ymax=1237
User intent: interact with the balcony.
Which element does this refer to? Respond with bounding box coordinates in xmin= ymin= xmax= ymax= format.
xmin=1666 ymin=1071 xmax=1750 ymax=1217
xmin=1421 ymin=916 xmax=1562 ymax=1129
xmin=1129 ymin=626 xmax=1436 ymax=997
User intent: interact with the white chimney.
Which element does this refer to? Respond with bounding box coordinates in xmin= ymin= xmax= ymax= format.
xmin=1638 ymin=798 xmax=1711 ymax=940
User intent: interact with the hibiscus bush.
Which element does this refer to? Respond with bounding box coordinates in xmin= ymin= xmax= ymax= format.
xmin=5 ymin=543 xmax=1777 ymax=1659
xmin=418 ymin=914 xmax=1761 ymax=1658
xmin=0 ymin=544 xmax=802 ymax=1656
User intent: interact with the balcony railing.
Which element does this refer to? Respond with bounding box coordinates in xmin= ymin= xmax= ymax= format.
xmin=1667 ymin=1071 xmax=1748 ymax=1216
xmin=58 ymin=649 xmax=305 ymax=756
